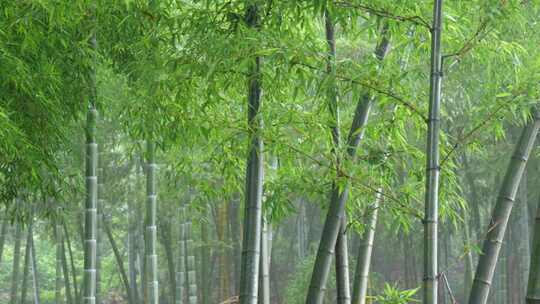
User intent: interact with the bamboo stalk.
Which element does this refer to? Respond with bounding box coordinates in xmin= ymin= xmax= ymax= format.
xmin=177 ymin=207 xmax=186 ymax=304
xmin=30 ymin=222 xmax=41 ymax=304
xmin=527 ymin=177 xmax=540 ymax=302
xmin=83 ymin=25 xmax=98 ymax=304
xmin=0 ymin=217 xmax=8 ymax=265
xmin=63 ymin=220 xmax=79 ymax=302
xmin=103 ymin=216 xmax=134 ymax=303
xmin=351 ymin=194 xmax=381 ymax=304
xmin=21 ymin=218 xmax=32 ymax=304
xmin=306 ymin=15 xmax=390 ymax=304
xmin=423 ymin=1 xmax=444 ymax=303
xmin=145 ymin=141 xmax=159 ymax=304
xmin=10 ymin=223 xmax=22 ymax=304
xmin=239 ymin=3 xmax=264 ymax=304
xmin=469 ymin=111 xmax=540 ymax=303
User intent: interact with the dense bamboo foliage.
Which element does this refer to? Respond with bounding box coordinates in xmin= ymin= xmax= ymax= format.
xmin=2 ymin=1 xmax=540 ymax=304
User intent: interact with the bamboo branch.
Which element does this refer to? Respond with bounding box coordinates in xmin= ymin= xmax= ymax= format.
xmin=292 ymin=60 xmax=427 ymax=121
xmin=440 ymin=94 xmax=523 ymax=166
xmin=443 ymin=19 xmax=491 ymax=71
xmin=335 ymin=1 xmax=431 ymax=29
xmin=440 ymin=272 xmax=458 ymax=304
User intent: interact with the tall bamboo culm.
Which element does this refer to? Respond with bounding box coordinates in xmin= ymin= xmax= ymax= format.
xmin=527 ymin=190 xmax=540 ymax=303
xmin=239 ymin=3 xmax=264 ymax=304
xmin=128 ymin=182 xmax=140 ymax=304
xmin=305 ymin=11 xmax=345 ymax=304
xmin=185 ymin=219 xmax=198 ymax=304
xmin=305 ymin=16 xmax=390 ymax=304
xmin=21 ymin=216 xmax=32 ymax=304
xmin=322 ymin=12 xmax=351 ymax=304
xmin=56 ymin=213 xmax=65 ymax=304
xmin=469 ymin=111 xmax=540 ymax=304
xmin=176 ymin=207 xmax=186 ymax=304
xmin=351 ymin=192 xmax=381 ymax=304
xmin=0 ymin=217 xmax=8 ymax=265
xmin=423 ymin=0 xmax=444 ymax=303
xmin=145 ymin=141 xmax=158 ymax=304
xmin=348 ymin=24 xmax=393 ymax=304
xmin=10 ymin=223 xmax=22 ymax=304
xmin=96 ymin=163 xmax=105 ymax=304
xmin=258 ymin=219 xmax=271 ymax=304
xmin=31 ymin=217 xmax=41 ymax=304
xmin=83 ymin=30 xmax=98 ymax=304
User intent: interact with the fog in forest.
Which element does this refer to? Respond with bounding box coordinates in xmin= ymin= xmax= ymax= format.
xmin=1 ymin=1 xmax=540 ymax=304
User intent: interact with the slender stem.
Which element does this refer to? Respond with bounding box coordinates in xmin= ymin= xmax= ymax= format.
xmin=96 ymin=163 xmax=104 ymax=304
xmin=56 ymin=213 xmax=65 ymax=304
xmin=200 ymin=214 xmax=211 ymax=304
xmin=21 ymin=221 xmax=32 ymax=304
xmin=159 ymin=221 xmax=176 ymax=304
xmin=128 ymin=183 xmax=140 ymax=304
xmin=423 ymin=1 xmax=444 ymax=303
xmin=103 ymin=216 xmax=134 ymax=303
xmin=63 ymin=220 xmax=79 ymax=302
xmin=306 ymin=15 xmax=390 ymax=304
xmin=0 ymin=217 xmax=9 ymax=264
xmin=83 ymin=105 xmax=98 ymax=304
xmin=527 ymin=191 xmax=540 ymax=303
xmin=177 ymin=207 xmax=186 ymax=304
xmin=351 ymin=193 xmax=381 ymax=304
xmin=258 ymin=219 xmax=271 ymax=304
xmin=469 ymin=112 xmax=540 ymax=304
xmin=144 ymin=140 xmax=159 ymax=304
xmin=61 ymin=230 xmax=73 ymax=304
xmin=10 ymin=223 xmax=22 ymax=304
xmin=335 ymin=215 xmax=351 ymax=304
xmin=185 ymin=219 xmax=198 ymax=304
xmin=239 ymin=3 xmax=264 ymax=304
xmin=30 ymin=221 xmax=41 ymax=304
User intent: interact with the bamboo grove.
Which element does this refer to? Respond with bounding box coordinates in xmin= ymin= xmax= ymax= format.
xmin=2 ymin=1 xmax=540 ymax=304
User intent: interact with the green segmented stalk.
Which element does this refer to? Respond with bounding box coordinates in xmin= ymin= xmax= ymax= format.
xmin=0 ymin=217 xmax=8 ymax=265
xmin=145 ymin=141 xmax=159 ymax=304
xmin=83 ymin=104 xmax=98 ymax=304
xmin=351 ymin=193 xmax=381 ymax=304
xmin=63 ymin=220 xmax=79 ymax=303
xmin=350 ymin=27 xmax=394 ymax=304
xmin=83 ymin=29 xmax=98 ymax=304
xmin=305 ymin=11 xmax=343 ymax=304
xmin=96 ymin=164 xmax=104 ymax=304
xmin=176 ymin=207 xmax=186 ymax=304
xmin=306 ymin=14 xmax=390 ymax=304
xmin=128 ymin=181 xmax=140 ymax=304
xmin=10 ymin=223 xmax=22 ymax=304
xmin=321 ymin=13 xmax=350 ymax=304
xmin=185 ymin=220 xmax=198 ymax=304
xmin=258 ymin=219 xmax=270 ymax=304
xmin=527 ymin=192 xmax=540 ymax=303
xmin=31 ymin=220 xmax=41 ymax=304
xmin=239 ymin=3 xmax=264 ymax=304
xmin=56 ymin=215 xmax=64 ymax=304
xmin=470 ymin=112 xmax=540 ymax=304
xmin=335 ymin=215 xmax=351 ymax=304
xmin=21 ymin=215 xmax=32 ymax=304
xmin=423 ymin=1 xmax=444 ymax=302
